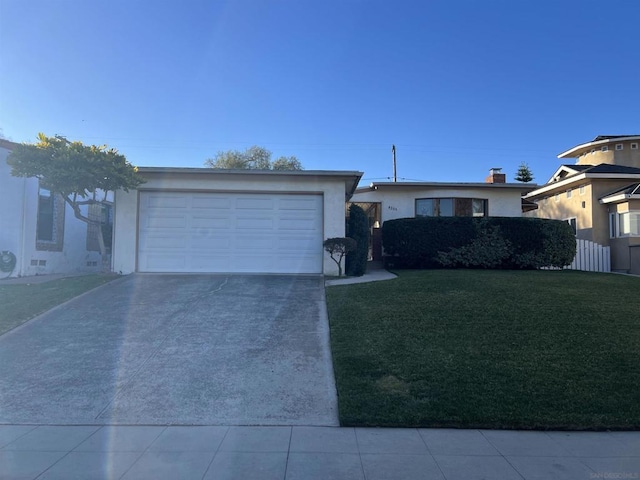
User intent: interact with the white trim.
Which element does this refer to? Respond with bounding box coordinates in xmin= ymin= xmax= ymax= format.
xmin=524 ymin=173 xmax=640 ymax=199
xmin=558 ymin=136 xmax=640 ymax=158
xmin=564 ymin=217 xmax=577 ymax=235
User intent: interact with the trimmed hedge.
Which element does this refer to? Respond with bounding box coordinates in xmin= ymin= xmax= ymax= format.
xmin=382 ymin=217 xmax=576 ymax=270
xmin=346 ymin=204 xmax=369 ymax=276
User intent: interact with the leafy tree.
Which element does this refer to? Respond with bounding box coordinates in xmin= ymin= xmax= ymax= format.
xmin=7 ymin=133 xmax=144 ymax=261
xmin=323 ymin=237 xmax=356 ymax=277
xmin=205 ymin=145 xmax=303 ymax=170
xmin=515 ymin=162 xmax=534 ymax=183
xmin=272 ymin=156 xmax=303 ymax=170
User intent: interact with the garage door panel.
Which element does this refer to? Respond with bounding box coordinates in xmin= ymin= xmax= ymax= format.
xmin=236 ymin=236 xmax=273 ymax=250
xmin=142 ymin=235 xmax=188 ymax=249
xmin=279 ymin=197 xmax=318 ymax=210
xmin=138 ymin=192 xmax=323 ymax=274
xmin=236 ymin=198 xmax=274 ymax=210
xmin=144 ymin=215 xmax=187 ymax=229
xmin=236 ymin=217 xmax=274 ymax=229
xmin=278 ymin=217 xmax=319 ymax=230
xmin=147 ymin=195 xmax=188 ymax=208
xmin=191 ymin=215 xmax=232 ymax=229
xmin=277 ymin=236 xmax=318 ymax=251
xmin=191 ymin=236 xmax=231 ymax=249
xmin=186 ymin=255 xmax=231 ymax=271
xmin=191 ymin=197 xmax=232 ymax=209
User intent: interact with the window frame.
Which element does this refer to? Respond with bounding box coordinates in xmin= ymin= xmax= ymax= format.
xmin=415 ymin=197 xmax=488 ymax=218
xmin=610 ymin=211 xmax=640 ymax=238
xmin=36 ymin=186 xmax=65 ymax=252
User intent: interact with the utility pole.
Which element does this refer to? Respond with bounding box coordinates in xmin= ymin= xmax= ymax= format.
xmin=392 ymin=144 xmax=397 ymax=182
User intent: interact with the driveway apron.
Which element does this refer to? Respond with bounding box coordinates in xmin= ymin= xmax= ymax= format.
xmin=0 ymin=274 xmax=338 ymax=426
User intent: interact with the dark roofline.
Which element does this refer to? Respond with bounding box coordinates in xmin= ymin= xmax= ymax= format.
xmin=357 ymin=181 xmax=538 ymax=194
xmin=0 ymin=139 xmax=19 ymax=150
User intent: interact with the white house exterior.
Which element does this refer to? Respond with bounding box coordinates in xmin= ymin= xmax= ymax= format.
xmin=0 ymin=139 xmax=107 ymax=278
xmin=349 ymin=173 xmax=536 ymax=260
xmin=351 ymin=181 xmax=533 ymax=223
xmin=112 ymin=167 xmax=362 ymax=276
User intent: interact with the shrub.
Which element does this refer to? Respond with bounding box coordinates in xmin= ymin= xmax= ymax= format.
xmin=437 ymin=222 xmax=512 ymax=268
xmin=346 ymin=204 xmax=369 ymax=276
xmin=383 ymin=217 xmax=576 ymax=270
xmin=382 ymin=217 xmax=476 ymax=268
xmin=324 ymin=237 xmax=357 ymax=276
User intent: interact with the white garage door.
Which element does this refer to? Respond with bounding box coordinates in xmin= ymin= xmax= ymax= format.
xmin=138 ymin=192 xmax=323 ymax=274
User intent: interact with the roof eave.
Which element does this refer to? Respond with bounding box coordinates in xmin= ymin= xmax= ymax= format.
xmin=525 ymin=173 xmax=640 ymax=199
xmin=558 ymin=135 xmax=640 ymax=158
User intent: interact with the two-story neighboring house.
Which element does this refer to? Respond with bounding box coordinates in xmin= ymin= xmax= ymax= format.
xmin=0 ymin=139 xmax=111 ymax=278
xmin=524 ymin=135 xmax=640 ymax=274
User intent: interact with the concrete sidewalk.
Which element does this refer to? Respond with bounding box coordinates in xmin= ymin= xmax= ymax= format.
xmin=0 ymin=424 xmax=637 ymax=479
xmin=325 ymin=262 xmax=397 ymax=286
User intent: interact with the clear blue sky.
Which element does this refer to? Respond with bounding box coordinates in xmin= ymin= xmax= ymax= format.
xmin=1 ymin=0 xmax=638 ymax=183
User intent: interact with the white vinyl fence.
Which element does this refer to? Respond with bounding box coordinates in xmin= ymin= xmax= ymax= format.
xmin=566 ymin=239 xmax=610 ymax=273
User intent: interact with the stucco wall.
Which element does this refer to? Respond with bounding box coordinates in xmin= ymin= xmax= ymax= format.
xmin=1 ymin=146 xmax=104 ymax=277
xmin=525 ymin=182 xmax=596 ymax=241
xmin=351 ymin=186 xmax=524 ymax=223
xmin=575 ymin=141 xmax=640 ymax=168
xmin=113 ymin=171 xmax=349 ymax=275
xmin=0 ymin=147 xmax=27 ymax=276
xmin=525 ymin=179 xmax=639 ymax=246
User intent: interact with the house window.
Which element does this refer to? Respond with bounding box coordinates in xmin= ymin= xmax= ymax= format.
xmin=632 ymin=143 xmax=639 ymax=150
xmin=36 ymin=187 xmax=64 ymax=251
xmin=601 ymin=146 xmax=608 ymax=152
xmin=610 ymin=211 xmax=640 ymax=237
xmin=565 ymin=218 xmax=577 ymax=235
xmin=579 ymin=185 xmax=586 ymax=196
xmin=37 ymin=189 xmax=55 ymax=242
xmin=566 ymin=189 xmax=572 ymax=199
xmin=415 ymin=198 xmax=487 ymax=218
xmin=615 ymin=144 xmax=623 ymax=151
xmin=618 ymin=211 xmax=640 ymax=236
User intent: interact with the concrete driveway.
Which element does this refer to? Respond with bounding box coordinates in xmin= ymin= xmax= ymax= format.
xmin=0 ymin=275 xmax=338 ymax=426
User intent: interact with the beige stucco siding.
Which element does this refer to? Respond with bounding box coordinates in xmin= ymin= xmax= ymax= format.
xmin=526 ymin=183 xmax=596 ymax=240
xmin=574 ymin=141 xmax=640 ymax=168
xmin=113 ymin=172 xmax=350 ymax=275
xmin=526 ymin=179 xmax=640 ymax=246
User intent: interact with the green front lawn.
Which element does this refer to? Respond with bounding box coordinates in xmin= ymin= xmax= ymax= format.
xmin=326 ymin=269 xmax=640 ymax=430
xmin=0 ymin=275 xmax=118 ymax=336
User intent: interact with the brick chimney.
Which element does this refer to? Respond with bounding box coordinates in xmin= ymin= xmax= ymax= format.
xmin=486 ymin=167 xmax=506 ymax=184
